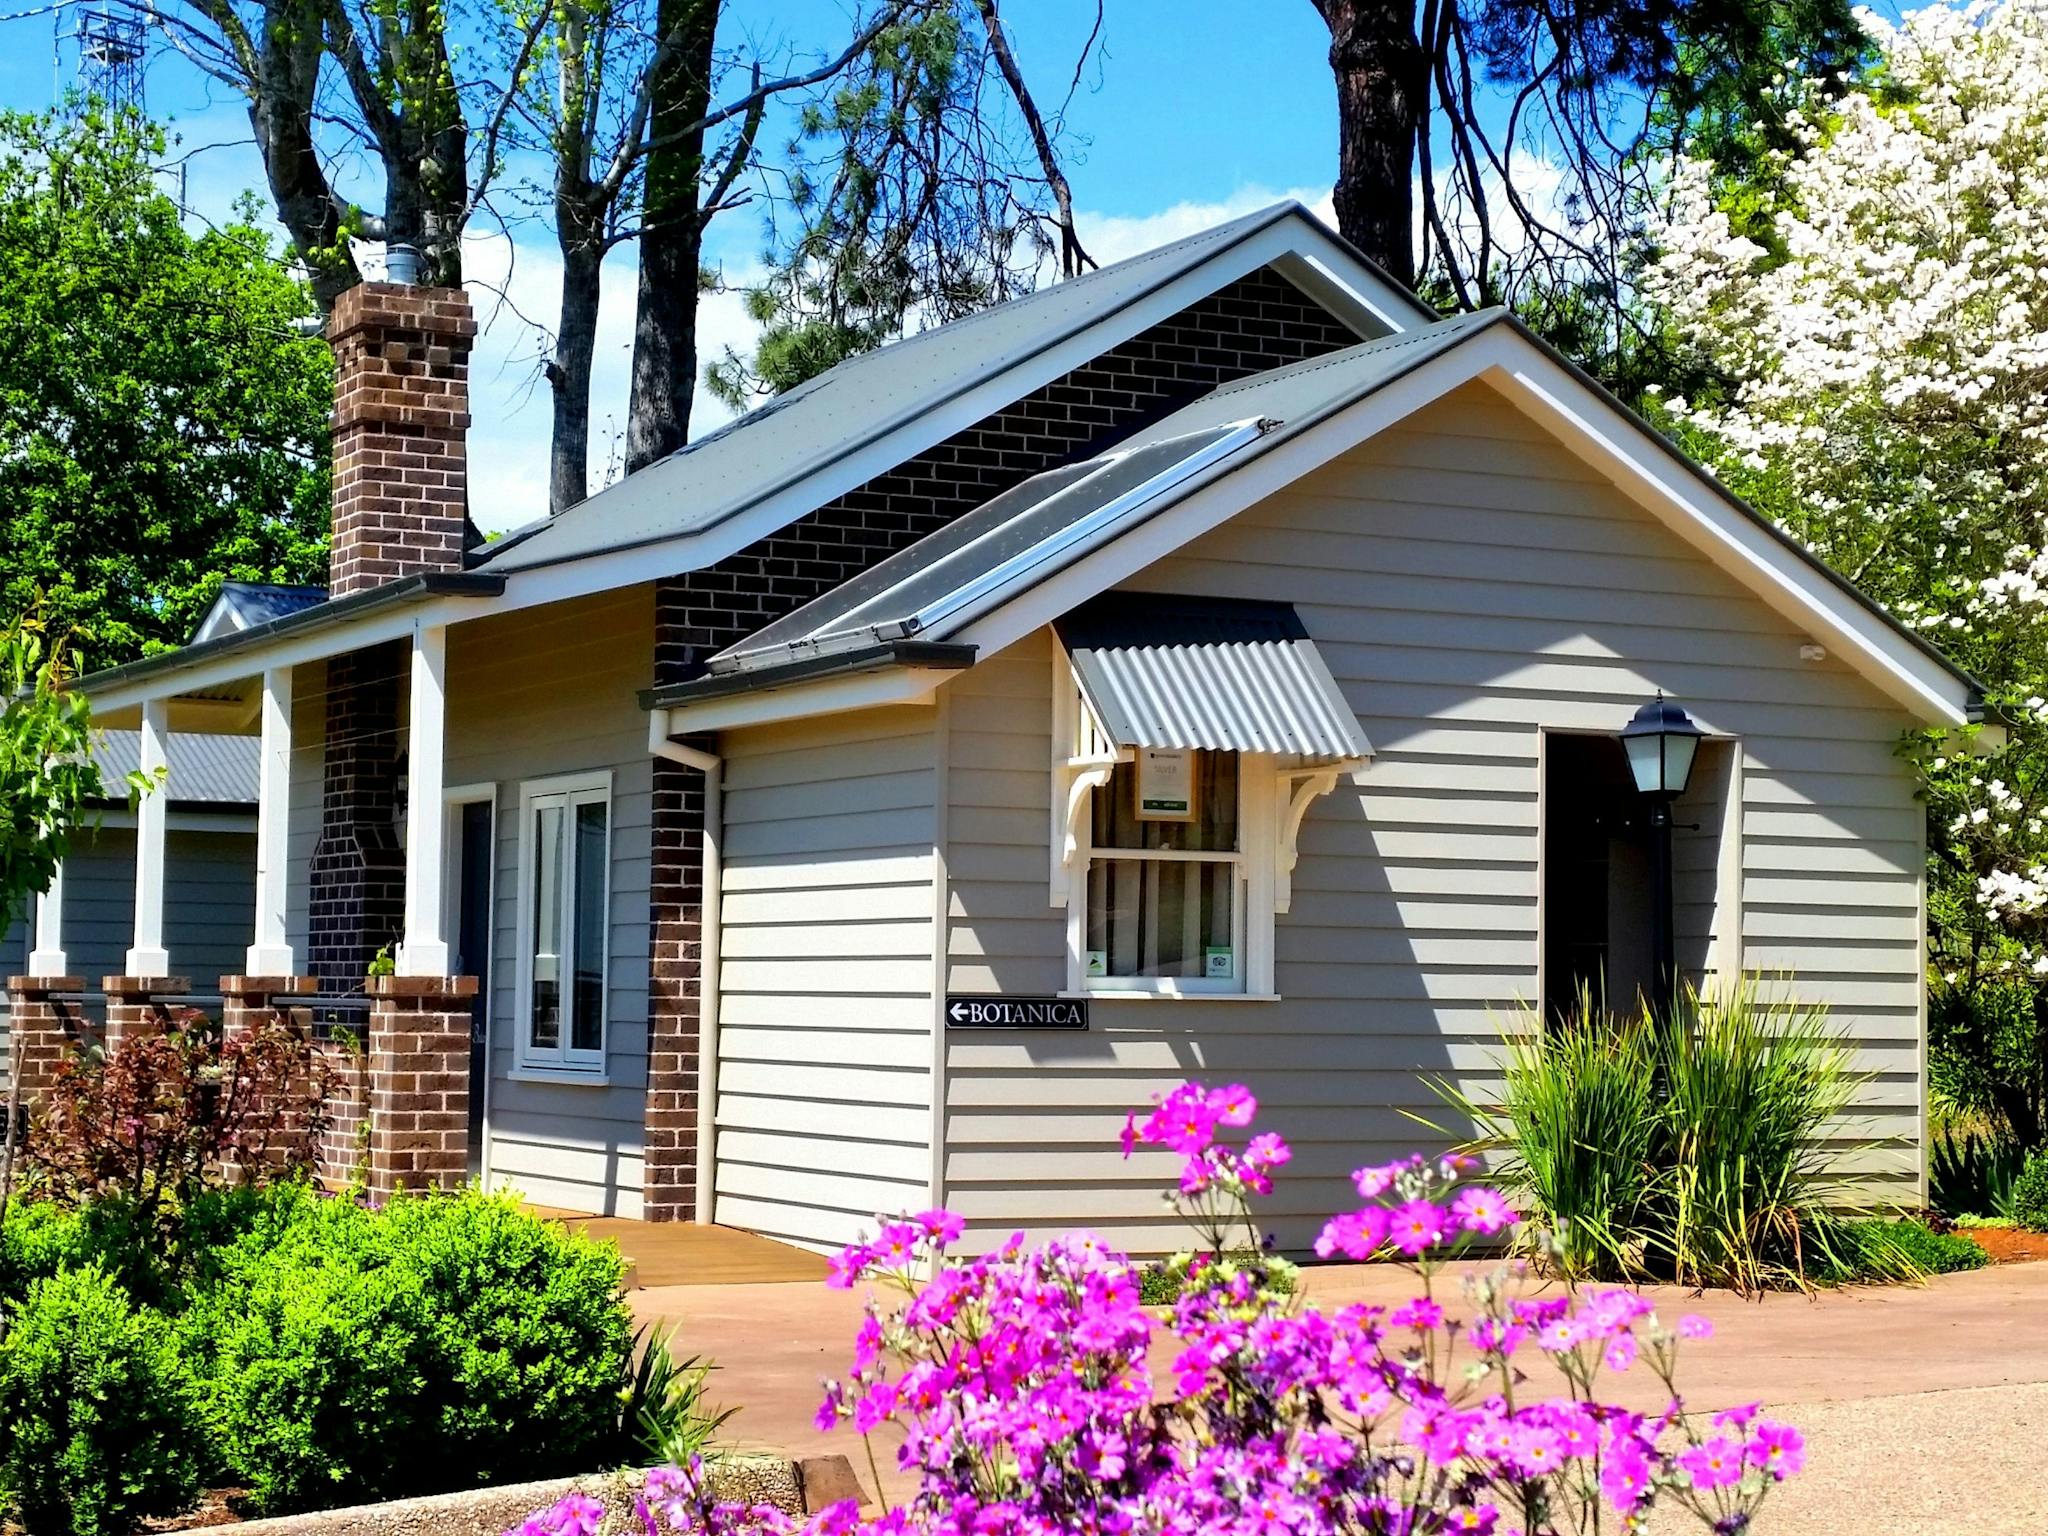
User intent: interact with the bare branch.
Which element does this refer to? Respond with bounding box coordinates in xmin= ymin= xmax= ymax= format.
xmin=971 ymin=0 xmax=1092 ymax=277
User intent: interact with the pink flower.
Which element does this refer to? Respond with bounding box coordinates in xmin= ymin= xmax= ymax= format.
xmin=824 ymin=1245 xmax=867 ymax=1290
xmin=1535 ymin=1316 xmax=1583 ymax=1353
xmin=1388 ymin=1199 xmax=1448 ymax=1256
xmin=1678 ymin=1434 xmax=1745 ymax=1490
xmin=915 ymin=1209 xmax=965 ymax=1247
xmin=1119 ymin=1114 xmax=1138 ymax=1157
xmin=1315 ymin=1206 xmax=1392 ymax=1260
xmin=1748 ymin=1420 xmax=1807 ymax=1479
xmin=1600 ymin=1439 xmax=1654 ymax=1513
xmin=1506 ymin=1421 xmax=1565 ymax=1477
xmin=1353 ymin=1156 xmax=1418 ymax=1198
xmin=1603 ymin=1333 xmax=1637 ymax=1372
xmin=1450 ymin=1184 xmax=1517 ymax=1236
xmin=1390 ymin=1296 xmax=1445 ymax=1331
xmin=1444 ymin=1506 xmax=1498 ymax=1535
xmin=1208 ymin=1083 xmax=1257 ymax=1127
xmin=1678 ymin=1313 xmax=1714 ymax=1339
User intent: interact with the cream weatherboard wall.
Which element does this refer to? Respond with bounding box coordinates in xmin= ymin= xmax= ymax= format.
xmin=713 ymin=706 xmax=940 ymax=1252
xmin=442 ymin=585 xmax=657 ymax=1217
xmin=938 ymin=379 xmax=1926 ymax=1257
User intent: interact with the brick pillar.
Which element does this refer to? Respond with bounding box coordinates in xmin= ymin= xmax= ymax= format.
xmin=4 ymin=976 xmax=86 ymax=1113
xmin=326 ymin=281 xmax=475 ymax=599
xmin=363 ymin=975 xmax=474 ymax=1202
xmin=644 ymin=749 xmax=705 ymax=1223
xmin=308 ymin=643 xmax=408 ymax=1002
xmin=219 ymin=975 xmax=321 ymax=1187
xmin=100 ymin=976 xmax=191 ymax=1057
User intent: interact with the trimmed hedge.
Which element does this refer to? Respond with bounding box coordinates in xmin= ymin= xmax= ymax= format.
xmin=0 ymin=1185 xmax=635 ymax=1525
xmin=2013 ymin=1150 xmax=2048 ymax=1233
xmin=0 ymin=1264 xmax=204 ymax=1536
xmin=179 ymin=1188 xmax=632 ymax=1514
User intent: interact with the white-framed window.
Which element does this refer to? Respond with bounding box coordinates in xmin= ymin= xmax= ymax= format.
xmin=1075 ymin=748 xmax=1251 ymax=995
xmin=516 ymin=770 xmax=612 ymax=1074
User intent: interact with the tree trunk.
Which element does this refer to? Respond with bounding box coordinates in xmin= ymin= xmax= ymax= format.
xmin=246 ymin=5 xmax=359 ymax=312
xmin=1319 ymin=0 xmax=1423 ymax=288
xmin=624 ymin=0 xmax=719 ymax=474
xmin=550 ymin=211 xmax=604 ymax=511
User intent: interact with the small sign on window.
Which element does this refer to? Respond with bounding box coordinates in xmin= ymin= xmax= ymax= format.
xmin=1204 ymin=946 xmax=1235 ymax=979
xmin=1135 ymin=747 xmax=1196 ymax=821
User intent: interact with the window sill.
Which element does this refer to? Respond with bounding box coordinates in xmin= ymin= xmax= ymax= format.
xmin=506 ymin=1066 xmax=611 ymax=1087
xmin=1063 ymin=990 xmax=1282 ymax=1003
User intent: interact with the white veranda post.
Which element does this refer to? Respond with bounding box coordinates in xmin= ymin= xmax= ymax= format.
xmin=125 ymin=696 xmax=172 ymax=977
xmin=398 ymin=623 xmax=451 ymax=977
xmin=28 ymin=862 xmax=66 ymax=976
xmin=245 ymin=666 xmax=296 ymax=975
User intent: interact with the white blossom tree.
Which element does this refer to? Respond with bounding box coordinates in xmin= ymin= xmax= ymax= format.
xmin=1643 ymin=0 xmax=2048 ymax=1142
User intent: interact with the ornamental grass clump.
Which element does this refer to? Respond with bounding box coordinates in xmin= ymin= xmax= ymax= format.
xmin=1441 ymin=983 xmax=1907 ymax=1293
xmin=511 ymin=1082 xmax=1808 ymax=1536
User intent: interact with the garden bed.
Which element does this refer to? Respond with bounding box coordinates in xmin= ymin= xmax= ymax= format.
xmin=1957 ymin=1225 xmax=2048 ymax=1264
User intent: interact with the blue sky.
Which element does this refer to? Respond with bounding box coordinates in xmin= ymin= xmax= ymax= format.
xmin=0 ymin=3 xmax=1358 ymax=524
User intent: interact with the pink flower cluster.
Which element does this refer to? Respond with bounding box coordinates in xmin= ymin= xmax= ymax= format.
xmin=510 ymin=1082 xmax=1806 ymax=1536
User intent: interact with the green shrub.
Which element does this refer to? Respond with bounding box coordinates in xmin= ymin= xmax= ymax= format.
xmin=1136 ymin=1249 xmax=1297 ymax=1306
xmin=2012 ymin=1150 xmax=2048 ymax=1233
xmin=1822 ymin=1218 xmax=1987 ymax=1281
xmin=188 ymin=1188 xmax=633 ymax=1513
xmin=0 ymin=1197 xmax=167 ymax=1309
xmin=0 ymin=1264 xmax=202 ymax=1536
xmin=1929 ymin=1125 xmax=2030 ymax=1222
xmin=1442 ymin=983 xmax=1876 ymax=1292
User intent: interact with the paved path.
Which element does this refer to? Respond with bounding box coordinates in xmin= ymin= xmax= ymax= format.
xmin=636 ymin=1260 xmax=2048 ymax=1531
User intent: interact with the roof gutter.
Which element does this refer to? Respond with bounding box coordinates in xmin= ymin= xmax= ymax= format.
xmin=74 ymin=572 xmax=506 ymax=699
xmin=641 ymin=639 xmax=978 ymax=710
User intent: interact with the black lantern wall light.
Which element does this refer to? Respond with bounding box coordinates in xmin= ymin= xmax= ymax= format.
xmin=1619 ymin=692 xmax=1703 ymax=1006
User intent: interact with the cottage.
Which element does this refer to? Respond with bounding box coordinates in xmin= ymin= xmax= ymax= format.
xmin=15 ymin=204 xmax=1975 ymax=1255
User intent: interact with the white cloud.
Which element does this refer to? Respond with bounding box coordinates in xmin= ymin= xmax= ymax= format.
xmin=1075 ymin=185 xmax=1335 ymax=266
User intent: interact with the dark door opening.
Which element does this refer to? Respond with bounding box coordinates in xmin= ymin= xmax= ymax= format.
xmin=1543 ymin=733 xmax=1653 ymax=1021
xmin=454 ymin=798 xmax=494 ymax=1175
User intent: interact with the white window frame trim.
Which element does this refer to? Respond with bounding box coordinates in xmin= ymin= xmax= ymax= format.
xmin=514 ymin=768 xmax=614 ymax=1077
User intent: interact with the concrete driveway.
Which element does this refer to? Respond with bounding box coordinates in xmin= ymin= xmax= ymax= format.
xmin=635 ymin=1260 xmax=2048 ymax=1534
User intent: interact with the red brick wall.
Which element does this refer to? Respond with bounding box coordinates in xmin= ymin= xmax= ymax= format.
xmin=327 ymin=282 xmax=476 ymax=599
xmin=641 ymin=266 xmax=1363 ymax=1220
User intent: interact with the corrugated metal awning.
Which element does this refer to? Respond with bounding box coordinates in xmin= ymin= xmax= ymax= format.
xmin=1055 ymin=594 xmax=1373 ymax=761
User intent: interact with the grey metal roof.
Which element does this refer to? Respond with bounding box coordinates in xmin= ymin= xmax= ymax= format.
xmin=471 ymin=203 xmax=1410 ymax=578
xmin=91 ymin=730 xmax=258 ymax=805
xmin=217 ymin=582 xmax=328 ymax=629
xmin=1055 ymin=594 xmax=1373 ymax=761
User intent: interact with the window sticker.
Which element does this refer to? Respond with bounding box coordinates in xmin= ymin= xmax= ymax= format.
xmin=1135 ymin=747 xmax=1196 ymax=821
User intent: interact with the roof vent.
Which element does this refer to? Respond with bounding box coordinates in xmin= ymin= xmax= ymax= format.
xmin=384 ymin=242 xmax=424 ymax=284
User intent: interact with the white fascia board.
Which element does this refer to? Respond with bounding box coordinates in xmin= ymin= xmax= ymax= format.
xmin=1469 ymin=331 xmax=1975 ymax=727
xmin=659 ymin=665 xmax=949 ymax=735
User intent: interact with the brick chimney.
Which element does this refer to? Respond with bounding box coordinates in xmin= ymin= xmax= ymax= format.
xmin=326 ymin=280 xmax=477 ymax=598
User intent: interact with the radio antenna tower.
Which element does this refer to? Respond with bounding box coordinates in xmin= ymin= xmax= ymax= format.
xmin=64 ymin=7 xmax=147 ymax=112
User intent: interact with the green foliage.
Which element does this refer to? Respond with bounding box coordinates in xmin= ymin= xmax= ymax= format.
xmin=0 ymin=102 xmax=329 ymax=668
xmin=1135 ymin=1250 xmax=1298 ymax=1308
xmin=184 ymin=1187 xmax=633 ymax=1514
xmin=1929 ymin=1124 xmax=2030 ymax=1222
xmin=1442 ymin=983 xmax=1883 ymax=1292
xmin=1821 ymin=1218 xmax=1985 ymax=1281
xmin=0 ymin=622 xmax=136 ymax=933
xmin=0 ymin=1264 xmax=203 ymax=1536
xmin=1928 ymin=976 xmax=2048 ymax=1152
xmin=2011 ymin=1149 xmax=2048 ymax=1233
xmin=624 ymin=1324 xmax=736 ymax=1468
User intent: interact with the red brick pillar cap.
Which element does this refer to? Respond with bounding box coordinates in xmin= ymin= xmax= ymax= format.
xmin=101 ymin=976 xmax=192 ymax=998
xmin=6 ymin=975 xmax=84 ymax=995
xmin=365 ymin=974 xmax=479 ymax=1002
xmin=219 ymin=974 xmax=320 ymax=999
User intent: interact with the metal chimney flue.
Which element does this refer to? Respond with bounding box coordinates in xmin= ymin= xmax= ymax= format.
xmin=383 ymin=242 xmax=424 ymax=285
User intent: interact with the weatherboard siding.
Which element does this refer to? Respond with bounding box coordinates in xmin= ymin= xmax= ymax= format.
xmin=443 ymin=586 xmax=656 ymax=1218
xmin=715 ymin=706 xmax=938 ymax=1252
xmin=939 ymin=380 xmax=1926 ymax=1256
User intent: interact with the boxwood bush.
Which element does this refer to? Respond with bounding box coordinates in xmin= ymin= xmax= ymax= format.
xmin=2013 ymin=1149 xmax=2048 ymax=1232
xmin=0 ymin=1185 xmax=636 ymax=1526
xmin=180 ymin=1187 xmax=632 ymax=1514
xmin=0 ymin=1264 xmax=204 ymax=1536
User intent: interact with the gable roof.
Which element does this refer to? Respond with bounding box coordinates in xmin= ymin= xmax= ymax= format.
xmin=75 ymin=205 xmax=1427 ymax=718
xmin=191 ymin=582 xmax=329 ymax=643
xmin=653 ymin=309 xmax=1981 ymax=731
xmin=470 ymin=203 xmax=1425 ymax=580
